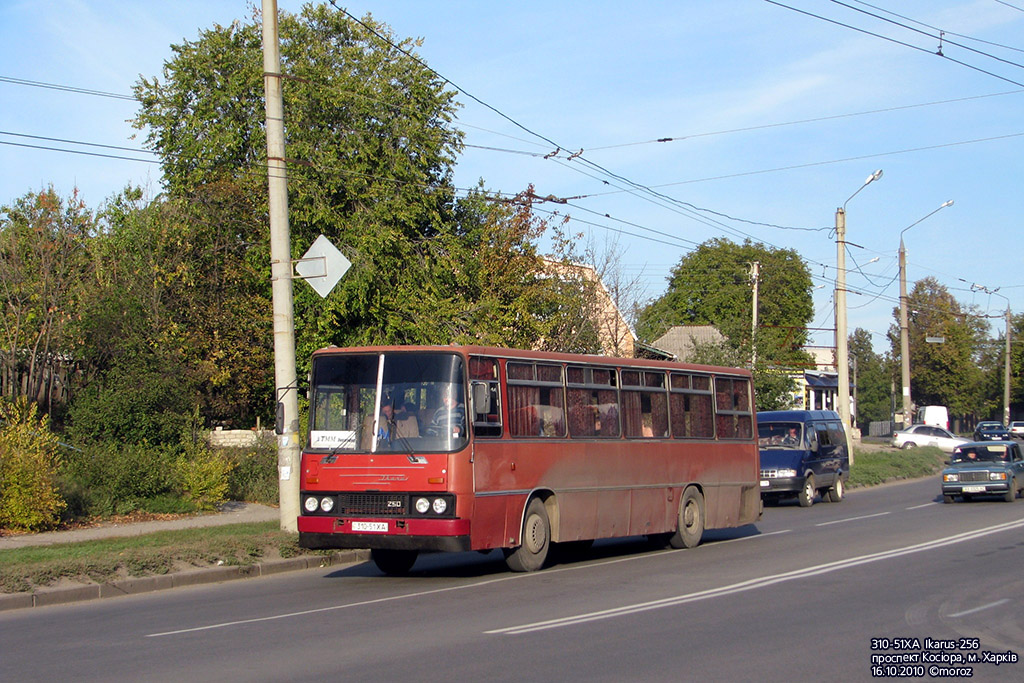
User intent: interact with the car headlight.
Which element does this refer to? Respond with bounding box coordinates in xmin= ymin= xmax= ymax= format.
xmin=943 ymin=473 xmax=959 ymax=482
xmin=415 ymin=497 xmax=430 ymax=514
xmin=777 ymin=468 xmax=798 ymax=478
xmin=320 ymin=496 xmax=335 ymax=512
xmin=990 ymin=472 xmax=1007 ymax=481
xmin=304 ymin=496 xmax=320 ymax=513
xmin=432 ymin=497 xmax=447 ymax=514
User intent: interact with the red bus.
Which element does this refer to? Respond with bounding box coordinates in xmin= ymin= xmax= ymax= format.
xmin=298 ymin=345 xmax=761 ymax=574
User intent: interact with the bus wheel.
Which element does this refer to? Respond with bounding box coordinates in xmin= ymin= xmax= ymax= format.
xmin=798 ymin=476 xmax=815 ymax=507
xmin=371 ymin=549 xmax=418 ymax=576
xmin=669 ymin=487 xmax=705 ymax=549
xmin=825 ymin=477 xmax=845 ymax=503
xmin=504 ymin=498 xmax=550 ymax=572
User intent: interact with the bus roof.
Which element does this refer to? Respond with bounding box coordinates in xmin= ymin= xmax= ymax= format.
xmin=311 ymin=344 xmax=753 ymax=378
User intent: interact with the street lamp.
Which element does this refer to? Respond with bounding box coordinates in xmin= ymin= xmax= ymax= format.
xmin=898 ymin=200 xmax=954 ymax=427
xmin=836 ymin=169 xmax=882 ymax=434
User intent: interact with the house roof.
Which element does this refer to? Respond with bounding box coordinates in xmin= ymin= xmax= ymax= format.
xmin=651 ymin=325 xmax=725 ymax=362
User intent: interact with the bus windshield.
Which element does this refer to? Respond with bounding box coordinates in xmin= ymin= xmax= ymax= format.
xmin=309 ymin=352 xmax=467 ymax=453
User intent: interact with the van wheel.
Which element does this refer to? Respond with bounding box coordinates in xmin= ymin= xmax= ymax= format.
xmin=668 ymin=487 xmax=705 ymax=549
xmin=504 ymin=498 xmax=550 ymax=572
xmin=825 ymin=477 xmax=845 ymax=503
xmin=371 ymin=549 xmax=418 ymax=575
xmin=798 ymin=476 xmax=815 ymax=507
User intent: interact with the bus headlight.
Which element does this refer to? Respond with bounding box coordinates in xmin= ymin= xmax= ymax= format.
xmin=303 ymin=496 xmax=320 ymax=513
xmin=432 ymin=497 xmax=448 ymax=514
xmin=320 ymin=496 xmax=335 ymax=512
xmin=415 ymin=497 xmax=430 ymax=514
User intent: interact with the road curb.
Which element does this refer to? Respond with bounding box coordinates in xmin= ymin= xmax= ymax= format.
xmin=0 ymin=549 xmax=370 ymax=612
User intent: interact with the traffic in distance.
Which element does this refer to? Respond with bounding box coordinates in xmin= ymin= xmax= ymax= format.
xmin=297 ymin=345 xmax=761 ymax=574
xmin=296 ymin=345 xmax=1022 ymax=575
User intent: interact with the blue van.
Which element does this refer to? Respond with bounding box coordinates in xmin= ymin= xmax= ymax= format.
xmin=757 ymin=410 xmax=849 ymax=507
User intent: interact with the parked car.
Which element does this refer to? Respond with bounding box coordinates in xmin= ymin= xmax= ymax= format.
xmin=973 ymin=421 xmax=1011 ymax=441
xmin=941 ymin=441 xmax=1024 ymax=503
xmin=757 ymin=410 xmax=848 ymax=507
xmin=891 ymin=424 xmax=968 ymax=453
xmin=1009 ymin=421 xmax=1024 ymax=439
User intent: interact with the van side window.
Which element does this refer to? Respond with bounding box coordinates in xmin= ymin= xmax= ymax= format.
xmin=826 ymin=422 xmax=846 ymax=451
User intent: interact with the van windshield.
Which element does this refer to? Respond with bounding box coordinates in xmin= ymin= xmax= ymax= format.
xmin=758 ymin=422 xmax=804 ymax=449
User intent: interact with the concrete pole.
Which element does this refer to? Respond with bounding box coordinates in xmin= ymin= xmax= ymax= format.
xmin=1005 ymin=306 xmax=1012 ymax=426
xmin=899 ymin=238 xmax=912 ymax=428
xmin=749 ymin=261 xmax=759 ymax=368
xmin=262 ymin=0 xmax=300 ymax=532
xmin=835 ymin=208 xmax=851 ymax=431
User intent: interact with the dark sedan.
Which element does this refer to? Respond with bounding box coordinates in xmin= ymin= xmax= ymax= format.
xmin=941 ymin=441 xmax=1024 ymax=503
xmin=973 ymin=421 xmax=1010 ymax=441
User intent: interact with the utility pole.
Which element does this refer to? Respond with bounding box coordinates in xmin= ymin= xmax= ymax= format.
xmin=749 ymin=261 xmax=760 ymax=367
xmin=835 ymin=207 xmax=851 ymax=431
xmin=898 ymin=237 xmax=912 ymax=428
xmin=262 ymin=0 xmax=300 ymax=532
xmin=1005 ymin=305 xmax=1012 ymax=426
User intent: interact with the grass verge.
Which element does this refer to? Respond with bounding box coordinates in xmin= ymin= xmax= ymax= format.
xmin=0 ymin=522 xmax=315 ymax=594
xmin=849 ymin=445 xmax=948 ymax=488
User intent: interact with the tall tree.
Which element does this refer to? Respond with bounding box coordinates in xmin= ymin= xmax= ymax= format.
xmin=0 ymin=188 xmax=93 ymax=411
xmin=848 ymin=327 xmax=891 ymax=428
xmin=637 ymin=238 xmax=814 ymax=367
xmin=889 ymin=277 xmax=987 ymax=418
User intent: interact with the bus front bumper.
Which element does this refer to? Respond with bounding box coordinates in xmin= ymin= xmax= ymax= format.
xmin=298 ymin=516 xmax=471 ymax=552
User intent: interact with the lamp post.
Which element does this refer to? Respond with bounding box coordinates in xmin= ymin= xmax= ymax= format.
xmin=836 ymin=170 xmax=882 ymax=434
xmin=898 ymin=200 xmax=954 ymax=427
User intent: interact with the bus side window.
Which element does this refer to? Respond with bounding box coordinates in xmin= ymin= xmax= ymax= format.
xmin=470 ymin=356 xmax=502 ymax=438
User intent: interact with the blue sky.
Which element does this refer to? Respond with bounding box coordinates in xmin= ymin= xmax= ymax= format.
xmin=2 ymin=1 xmax=1022 ymax=355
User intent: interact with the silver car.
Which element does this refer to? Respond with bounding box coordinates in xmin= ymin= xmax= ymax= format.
xmin=892 ymin=424 xmax=969 ymax=453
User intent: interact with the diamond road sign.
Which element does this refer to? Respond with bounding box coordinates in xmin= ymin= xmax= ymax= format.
xmin=295 ymin=234 xmax=350 ymax=298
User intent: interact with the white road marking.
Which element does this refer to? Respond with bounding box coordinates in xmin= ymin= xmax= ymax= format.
xmin=947 ymin=599 xmax=1010 ymax=618
xmin=485 ymin=517 xmax=1024 ymax=635
xmin=815 ymin=511 xmax=890 ymax=527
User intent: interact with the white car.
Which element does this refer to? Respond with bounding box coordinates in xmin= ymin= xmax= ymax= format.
xmin=892 ymin=424 xmax=969 ymax=453
xmin=1009 ymin=421 xmax=1024 ymax=439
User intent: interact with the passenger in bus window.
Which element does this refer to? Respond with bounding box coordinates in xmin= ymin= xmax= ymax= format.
xmin=427 ymin=386 xmax=465 ymax=437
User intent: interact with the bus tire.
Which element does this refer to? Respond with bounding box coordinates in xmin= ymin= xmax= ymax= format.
xmin=798 ymin=475 xmax=815 ymax=507
xmin=371 ymin=548 xmax=418 ymax=575
xmin=668 ymin=487 xmax=705 ymax=549
xmin=504 ymin=497 xmax=550 ymax=572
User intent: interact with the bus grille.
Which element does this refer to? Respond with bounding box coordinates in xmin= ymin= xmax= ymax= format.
xmin=336 ymin=493 xmax=407 ymax=516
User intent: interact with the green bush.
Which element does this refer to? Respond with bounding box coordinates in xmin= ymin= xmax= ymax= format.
xmin=175 ymin=440 xmax=234 ymax=511
xmin=224 ymin=439 xmax=279 ymax=505
xmin=59 ymin=441 xmax=180 ymax=517
xmin=0 ymin=399 xmax=66 ymax=531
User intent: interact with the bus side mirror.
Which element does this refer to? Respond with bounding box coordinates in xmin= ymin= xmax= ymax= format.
xmin=471 ymin=381 xmax=491 ymax=417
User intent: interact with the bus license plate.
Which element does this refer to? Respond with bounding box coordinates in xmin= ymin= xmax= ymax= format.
xmin=962 ymin=485 xmax=986 ymax=493
xmin=352 ymin=521 xmax=389 ymax=532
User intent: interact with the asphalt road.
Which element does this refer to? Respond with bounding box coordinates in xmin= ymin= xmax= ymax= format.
xmin=2 ymin=477 xmax=1023 ymax=682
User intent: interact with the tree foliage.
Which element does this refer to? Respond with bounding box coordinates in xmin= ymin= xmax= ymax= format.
xmin=889 ymin=277 xmax=987 ymax=418
xmin=848 ymin=327 xmax=891 ymax=428
xmin=0 ymin=189 xmax=93 ymax=412
xmin=637 ymin=238 xmax=814 ymax=367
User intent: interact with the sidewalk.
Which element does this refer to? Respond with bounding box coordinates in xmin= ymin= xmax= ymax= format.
xmin=0 ymin=503 xmax=369 ymax=612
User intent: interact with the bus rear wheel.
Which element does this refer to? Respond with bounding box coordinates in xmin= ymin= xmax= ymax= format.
xmin=504 ymin=498 xmax=550 ymax=572
xmin=371 ymin=548 xmax=418 ymax=576
xmin=668 ymin=487 xmax=705 ymax=549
